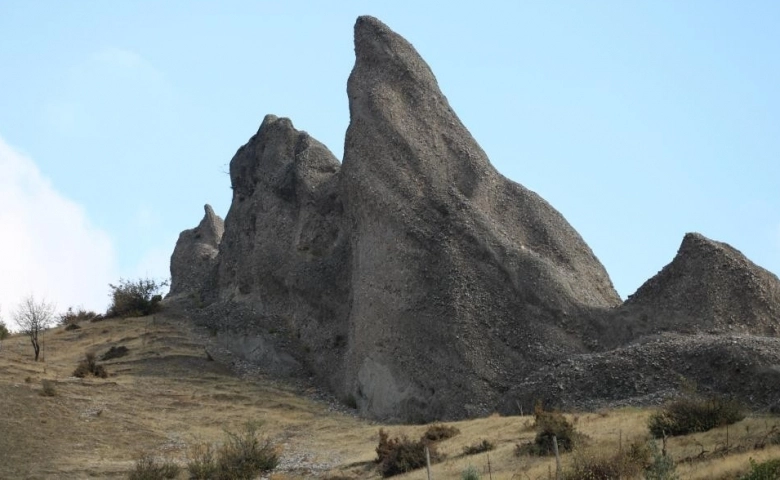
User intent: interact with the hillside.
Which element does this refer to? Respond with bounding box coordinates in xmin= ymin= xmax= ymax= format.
xmin=2 ymin=314 xmax=780 ymax=479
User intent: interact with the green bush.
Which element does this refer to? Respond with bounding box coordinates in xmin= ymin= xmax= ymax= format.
xmin=533 ymin=409 xmax=578 ymax=455
xmin=107 ymin=278 xmax=168 ymax=318
xmin=648 ymin=396 xmax=744 ymax=438
xmin=187 ymin=422 xmax=278 ymax=479
xmin=127 ymin=453 xmax=179 ymax=480
xmin=741 ymin=458 xmax=780 ymax=480
xmin=461 ymin=465 xmax=481 ymax=480
xmin=645 ymin=439 xmax=679 ymax=480
xmin=375 ymin=429 xmax=441 ymax=477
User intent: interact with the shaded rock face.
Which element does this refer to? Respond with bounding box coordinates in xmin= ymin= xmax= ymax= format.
xmin=213 ymin=114 xmax=351 ymax=390
xmin=170 ymin=16 xmax=780 ymax=421
xmin=339 ymin=16 xmax=620 ymax=420
xmin=168 ymin=204 xmax=224 ymax=298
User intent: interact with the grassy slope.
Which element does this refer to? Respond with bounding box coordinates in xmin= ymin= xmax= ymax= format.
xmin=0 ymin=314 xmax=778 ymax=479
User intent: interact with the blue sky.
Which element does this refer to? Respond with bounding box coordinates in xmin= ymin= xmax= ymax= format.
xmin=0 ymin=1 xmax=778 ymax=314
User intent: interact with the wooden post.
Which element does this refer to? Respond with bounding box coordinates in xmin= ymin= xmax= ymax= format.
xmin=487 ymin=452 xmax=493 ymax=480
xmin=552 ymin=435 xmax=561 ymax=480
xmin=425 ymin=446 xmax=432 ymax=480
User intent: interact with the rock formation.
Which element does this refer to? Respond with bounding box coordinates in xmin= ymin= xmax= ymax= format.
xmin=620 ymin=232 xmax=780 ymax=335
xmin=168 ymin=204 xmax=224 ymax=298
xmin=170 ymin=16 xmax=780 ymax=421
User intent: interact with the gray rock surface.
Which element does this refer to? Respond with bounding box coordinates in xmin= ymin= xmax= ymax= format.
xmin=168 ymin=204 xmax=224 ymax=298
xmin=591 ymin=232 xmax=780 ymax=348
xmin=169 ymin=16 xmax=780 ymax=421
xmin=338 ymin=16 xmax=620 ymax=420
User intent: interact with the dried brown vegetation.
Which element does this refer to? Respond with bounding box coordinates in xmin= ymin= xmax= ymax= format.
xmin=1 ymin=314 xmax=780 ymax=479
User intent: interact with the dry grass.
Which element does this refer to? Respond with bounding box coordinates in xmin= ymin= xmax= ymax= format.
xmin=1 ymin=314 xmax=778 ymax=479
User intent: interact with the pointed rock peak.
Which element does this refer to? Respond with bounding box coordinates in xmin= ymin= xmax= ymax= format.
xmin=680 ymin=232 xmax=717 ymax=250
xmin=257 ymin=114 xmax=294 ymax=136
xmin=352 ymin=15 xmax=438 ymax=90
xmin=203 ymin=203 xmax=217 ymax=221
xmin=677 ymin=232 xmax=747 ymax=263
xmin=196 ymin=204 xmax=224 ymax=247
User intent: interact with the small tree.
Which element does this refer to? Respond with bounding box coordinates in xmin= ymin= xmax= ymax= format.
xmin=13 ymin=296 xmax=55 ymax=361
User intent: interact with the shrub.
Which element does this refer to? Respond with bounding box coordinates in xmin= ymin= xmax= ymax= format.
xmin=564 ymin=440 xmax=649 ymax=480
xmin=0 ymin=319 xmax=9 ymax=340
xmin=461 ymin=465 xmax=481 ymax=480
xmin=375 ymin=429 xmax=440 ymax=478
xmin=215 ymin=421 xmax=278 ymax=478
xmin=463 ymin=440 xmax=495 ymax=455
xmin=187 ymin=443 xmax=218 ymax=479
xmin=73 ymin=352 xmax=109 ymax=378
xmin=422 ymin=423 xmax=460 ymax=442
xmin=532 ymin=409 xmax=578 ymax=455
xmin=186 ymin=423 xmax=278 ymax=479
xmin=107 ymin=278 xmax=168 ymax=318
xmin=645 ymin=439 xmax=678 ymax=480
xmin=59 ymin=306 xmax=99 ymax=326
xmin=741 ymin=458 xmax=780 ymax=480
xmin=648 ymin=396 xmax=744 ymax=438
xmin=65 ymin=323 xmax=81 ymax=331
xmin=127 ymin=453 xmax=180 ymax=480
xmin=40 ymin=379 xmax=57 ymax=397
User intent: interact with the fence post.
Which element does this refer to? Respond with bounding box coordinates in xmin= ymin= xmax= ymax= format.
xmin=552 ymin=434 xmax=561 ymax=480
xmin=425 ymin=445 xmax=432 ymax=480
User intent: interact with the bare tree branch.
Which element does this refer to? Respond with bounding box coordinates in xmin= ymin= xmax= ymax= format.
xmin=13 ymin=296 xmax=55 ymax=361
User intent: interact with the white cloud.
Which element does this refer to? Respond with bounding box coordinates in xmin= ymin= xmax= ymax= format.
xmin=0 ymin=137 xmax=118 ymax=317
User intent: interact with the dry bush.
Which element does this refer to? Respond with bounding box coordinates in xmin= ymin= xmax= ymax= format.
xmin=59 ymin=306 xmax=100 ymax=326
xmin=564 ymin=440 xmax=650 ymax=480
xmin=73 ymin=352 xmax=109 ymax=378
xmin=127 ymin=453 xmax=179 ymax=480
xmin=422 ymin=423 xmax=460 ymax=442
xmin=187 ymin=422 xmax=278 ymax=479
xmin=40 ymin=379 xmax=57 ymax=397
xmin=463 ymin=439 xmax=495 ymax=455
xmin=649 ymin=396 xmax=744 ymax=438
xmin=375 ymin=428 xmax=441 ymax=477
xmin=187 ymin=443 xmax=217 ymax=479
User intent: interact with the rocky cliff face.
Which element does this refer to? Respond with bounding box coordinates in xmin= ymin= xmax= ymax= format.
xmin=170 ymin=16 xmax=780 ymax=421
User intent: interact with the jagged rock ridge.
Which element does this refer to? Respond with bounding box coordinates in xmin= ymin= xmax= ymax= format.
xmin=169 ymin=16 xmax=780 ymax=420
